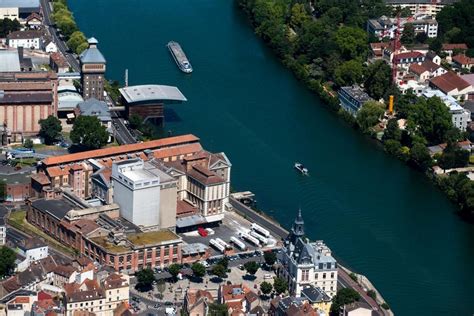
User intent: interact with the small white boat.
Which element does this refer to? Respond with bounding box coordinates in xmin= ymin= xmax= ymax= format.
xmin=294 ymin=162 xmax=308 ymax=175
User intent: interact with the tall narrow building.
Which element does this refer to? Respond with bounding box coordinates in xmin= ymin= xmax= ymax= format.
xmin=80 ymin=38 xmax=106 ymax=101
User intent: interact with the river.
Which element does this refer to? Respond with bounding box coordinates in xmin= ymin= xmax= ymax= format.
xmin=69 ymin=0 xmax=474 ymax=314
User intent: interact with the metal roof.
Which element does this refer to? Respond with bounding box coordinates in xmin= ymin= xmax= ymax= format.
xmin=0 ymin=50 xmax=20 ymax=72
xmin=0 ymin=0 xmax=39 ymax=8
xmin=79 ymin=39 xmax=106 ymax=64
xmin=119 ymin=85 xmax=187 ymax=104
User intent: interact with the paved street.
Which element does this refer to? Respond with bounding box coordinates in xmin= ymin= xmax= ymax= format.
xmin=41 ymin=0 xmax=80 ymax=72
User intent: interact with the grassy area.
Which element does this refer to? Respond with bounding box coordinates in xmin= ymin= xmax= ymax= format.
xmin=10 ymin=158 xmax=39 ymax=167
xmin=8 ymin=210 xmax=76 ymax=256
xmin=89 ymin=236 xmax=129 ymax=253
xmin=128 ymin=230 xmax=179 ymax=246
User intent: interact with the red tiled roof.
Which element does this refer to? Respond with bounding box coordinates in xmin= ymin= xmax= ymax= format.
xmin=38 ymin=291 xmax=53 ymax=301
xmin=409 ymin=63 xmax=426 ymax=75
xmin=31 ymin=173 xmax=51 ymax=185
xmin=409 ymin=60 xmax=442 ymax=75
xmin=46 ymin=166 xmax=70 ymax=177
xmin=442 ymin=43 xmax=468 ymax=51
xmin=453 ymin=54 xmax=474 ymax=65
xmin=42 ymin=134 xmax=199 ymax=166
xmin=430 ymin=71 xmax=471 ymax=93
xmin=394 ymin=51 xmax=424 ymax=62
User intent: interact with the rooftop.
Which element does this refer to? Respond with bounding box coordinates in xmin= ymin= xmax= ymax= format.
xmin=119 ymin=85 xmax=187 ymax=104
xmin=430 ymin=71 xmax=471 ymax=94
xmin=127 ymin=230 xmax=180 ymax=246
xmin=31 ymin=198 xmax=75 ymax=220
xmin=0 ymin=0 xmax=39 ymax=8
xmin=339 ymin=85 xmax=373 ymax=104
xmin=7 ymin=30 xmax=42 ymax=40
xmin=77 ymin=98 xmax=111 ymax=122
xmin=41 ymin=134 xmax=200 ymax=166
xmin=79 ymin=38 xmax=105 ymax=64
xmin=0 ymin=50 xmax=20 ymax=72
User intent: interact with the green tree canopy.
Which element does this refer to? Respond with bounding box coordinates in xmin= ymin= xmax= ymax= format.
xmin=409 ymin=142 xmax=432 ymax=170
xmin=208 ymin=302 xmax=229 ymax=316
xmin=383 ymin=118 xmax=402 ymax=142
xmin=244 ymin=261 xmax=260 ymax=275
xmin=260 ymin=281 xmax=273 ymax=296
xmin=70 ymin=116 xmax=109 ymax=149
xmin=330 ymin=288 xmax=361 ymax=316
xmin=191 ymin=262 xmax=206 ymax=278
xmin=39 ymin=115 xmax=62 ymax=145
xmin=217 ymin=256 xmax=229 ymax=270
xmin=334 ymin=60 xmax=364 ymax=87
xmin=0 ymin=247 xmax=16 ymax=278
xmin=356 ymin=101 xmax=385 ymax=132
xmin=212 ymin=264 xmax=227 ymax=279
xmin=438 ymin=143 xmax=470 ymax=170
xmin=263 ymin=251 xmax=277 ymax=266
xmin=401 ymin=23 xmax=415 ymax=44
xmin=23 ymin=139 xmax=34 ymax=149
xmin=67 ymin=31 xmax=87 ymax=54
xmin=334 ymin=26 xmax=368 ymax=60
xmin=364 ymin=60 xmax=392 ymax=99
xmin=0 ymin=18 xmax=21 ymax=37
xmin=273 ymin=277 xmax=288 ymax=295
xmin=135 ymin=268 xmax=155 ymax=292
xmin=168 ymin=263 xmax=182 ymax=279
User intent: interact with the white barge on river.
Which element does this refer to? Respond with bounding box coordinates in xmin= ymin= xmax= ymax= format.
xmin=167 ymin=41 xmax=193 ymax=73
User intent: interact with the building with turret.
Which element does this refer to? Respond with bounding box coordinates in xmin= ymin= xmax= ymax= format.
xmin=80 ymin=38 xmax=106 ymax=101
xmin=278 ymin=210 xmax=338 ymax=298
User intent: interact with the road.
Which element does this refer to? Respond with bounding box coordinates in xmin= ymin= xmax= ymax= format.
xmin=229 ymin=197 xmax=288 ymax=239
xmin=40 ymin=0 xmax=80 ymax=72
xmin=111 ymin=111 xmax=137 ymax=145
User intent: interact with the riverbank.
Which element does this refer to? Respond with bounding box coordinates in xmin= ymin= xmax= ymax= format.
xmin=230 ymin=197 xmax=393 ymax=315
xmin=237 ymin=0 xmax=474 ymax=221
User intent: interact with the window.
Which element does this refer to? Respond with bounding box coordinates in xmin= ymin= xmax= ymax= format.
xmin=301 ymin=269 xmax=309 ymax=281
xmin=323 ymin=273 xmax=326 ymax=279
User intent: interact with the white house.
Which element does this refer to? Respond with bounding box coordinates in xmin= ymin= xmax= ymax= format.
xmin=0 ymin=218 xmax=5 ymax=246
xmin=16 ymin=238 xmax=49 ymax=272
xmin=44 ymin=40 xmax=57 ymax=53
xmin=423 ymin=89 xmax=471 ymax=131
xmin=409 ymin=60 xmax=446 ymax=83
xmin=7 ymin=30 xmax=42 ymax=50
xmin=278 ymin=210 xmax=338 ymax=298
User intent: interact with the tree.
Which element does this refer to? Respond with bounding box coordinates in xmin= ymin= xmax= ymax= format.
xmin=401 ymin=23 xmax=415 ymax=44
xmin=128 ymin=114 xmax=143 ymax=130
xmin=330 ymin=288 xmax=361 ymax=316
xmin=212 ymin=264 xmax=227 ymax=279
xmin=67 ymin=31 xmax=87 ymax=54
xmin=334 ymin=60 xmax=363 ymax=87
xmin=356 ymin=101 xmax=385 ymax=132
xmin=364 ymin=60 xmax=392 ymax=99
xmin=429 ymin=38 xmax=443 ymax=54
xmin=438 ymin=143 xmax=469 ymax=169
xmin=244 ymin=261 xmax=260 ymax=276
xmin=290 ymin=3 xmax=310 ymax=30
xmin=409 ymin=142 xmax=432 ymax=170
xmin=217 ymin=256 xmax=229 ymax=270
xmin=260 ymin=281 xmax=273 ymax=296
xmin=415 ymin=32 xmax=428 ymax=44
xmin=334 ymin=26 xmax=368 ymax=60
xmin=273 ymin=277 xmax=288 ymax=295
xmin=191 ymin=262 xmax=206 ymax=278
xmin=367 ymin=290 xmax=376 ymax=300
xmin=0 ymin=180 xmax=6 ymax=201
xmin=70 ymin=116 xmax=109 ymax=149
xmin=0 ymin=18 xmax=21 ymax=37
xmin=168 ymin=263 xmax=182 ymax=279
xmin=208 ymin=302 xmax=228 ymax=316
xmin=39 ymin=115 xmax=62 ymax=145
xmin=135 ymin=268 xmax=155 ymax=292
xmin=263 ymin=251 xmax=277 ymax=266
xmin=23 ymin=138 xmax=34 ymax=149
xmin=0 ymin=247 xmax=16 ymax=277
xmin=383 ymin=119 xmax=402 ymax=142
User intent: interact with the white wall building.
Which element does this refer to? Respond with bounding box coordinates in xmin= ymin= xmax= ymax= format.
xmin=16 ymin=238 xmax=49 ymax=272
xmin=423 ymin=89 xmax=471 ymax=131
xmin=384 ymin=0 xmax=452 ymax=16
xmin=367 ymin=14 xmax=438 ymax=40
xmin=278 ymin=210 xmax=338 ymax=298
xmin=111 ymin=159 xmax=177 ymax=229
xmin=7 ymin=30 xmax=42 ymax=50
xmin=0 ymin=218 xmax=5 ymax=246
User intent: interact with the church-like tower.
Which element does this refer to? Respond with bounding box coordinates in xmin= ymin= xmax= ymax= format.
xmin=287 ymin=208 xmax=305 ymax=245
xmin=80 ymin=38 xmax=106 ymax=101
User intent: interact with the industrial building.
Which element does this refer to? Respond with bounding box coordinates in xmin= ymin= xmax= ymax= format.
xmin=0 ymin=0 xmax=40 ymax=20
xmin=80 ymin=38 xmax=106 ymax=101
xmin=119 ymin=84 xmax=187 ymax=126
xmin=338 ymin=85 xmax=373 ymax=116
xmin=384 ymin=0 xmax=458 ymax=16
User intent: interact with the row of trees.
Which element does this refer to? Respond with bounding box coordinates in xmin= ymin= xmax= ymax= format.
xmin=39 ymin=115 xmax=109 ymax=150
xmin=51 ymin=0 xmax=88 ymax=54
xmin=0 ymin=18 xmax=20 ymax=37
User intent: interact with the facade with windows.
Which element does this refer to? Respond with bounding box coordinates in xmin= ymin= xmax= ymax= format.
xmin=80 ymin=38 xmax=106 ymax=101
xmin=277 ymin=210 xmax=338 ymax=298
xmin=338 ymin=85 xmax=373 ymax=116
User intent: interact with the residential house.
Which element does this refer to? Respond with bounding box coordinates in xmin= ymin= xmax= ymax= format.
xmin=393 ymin=51 xmax=425 ymax=76
xmin=25 ymin=12 xmax=42 ymax=28
xmin=50 ymin=52 xmax=70 ymax=73
xmin=75 ymin=98 xmax=112 ymax=131
xmin=409 ymin=60 xmax=446 ymax=83
xmin=218 ymin=284 xmax=259 ymax=316
xmin=5 ymin=291 xmax=38 ymax=316
xmin=44 ymin=40 xmax=58 ymax=53
xmin=7 ymin=30 xmax=43 ymax=50
xmin=384 ymin=0 xmax=454 ymax=16
xmin=184 ymin=289 xmax=214 ymax=316
xmin=278 ymin=210 xmax=338 ymax=298
xmin=301 ymin=285 xmax=332 ymax=315
xmin=429 ymin=71 xmax=474 ymax=101
xmin=423 ymin=89 xmax=471 ymax=131
xmin=31 ymin=290 xmax=66 ymax=315
xmin=269 ymin=296 xmax=318 ymax=316
xmin=425 ymin=50 xmax=441 ymax=65
xmin=367 ymin=14 xmax=438 ymax=40
xmin=341 ymin=301 xmax=376 ymax=316
xmin=368 ymin=42 xmax=389 ymax=60
xmin=452 ymin=54 xmax=474 ymax=71
xmin=338 ymin=85 xmax=373 ymax=116
xmin=442 ymin=43 xmax=468 ymax=61
xmin=0 ymin=0 xmax=40 ymax=20
xmin=0 ymin=205 xmax=7 ymax=246
xmin=16 ymin=238 xmax=49 ymax=272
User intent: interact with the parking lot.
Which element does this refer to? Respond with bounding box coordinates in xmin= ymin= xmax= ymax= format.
xmin=180 ymin=210 xmax=280 ymax=258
